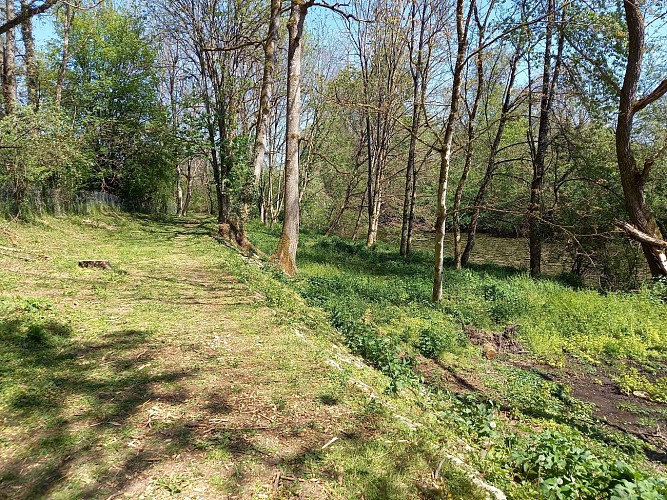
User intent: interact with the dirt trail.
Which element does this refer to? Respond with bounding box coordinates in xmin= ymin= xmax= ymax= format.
xmin=0 ymin=218 xmax=358 ymax=499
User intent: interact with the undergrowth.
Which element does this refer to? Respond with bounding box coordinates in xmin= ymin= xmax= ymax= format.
xmin=246 ymin=223 xmax=667 ymax=498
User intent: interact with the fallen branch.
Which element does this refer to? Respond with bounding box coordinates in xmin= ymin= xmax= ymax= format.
xmin=321 ymin=436 xmax=338 ymax=450
xmin=614 ymin=220 xmax=667 ymax=249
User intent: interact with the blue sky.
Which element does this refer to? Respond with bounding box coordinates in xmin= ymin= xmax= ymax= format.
xmin=33 ymin=14 xmax=55 ymax=49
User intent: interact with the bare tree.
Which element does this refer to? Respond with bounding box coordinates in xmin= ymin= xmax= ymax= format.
xmin=55 ymin=1 xmax=76 ymax=107
xmin=452 ymin=3 xmax=489 ymax=269
xmin=400 ymin=0 xmax=436 ymax=256
xmin=460 ymin=46 xmax=522 ymax=267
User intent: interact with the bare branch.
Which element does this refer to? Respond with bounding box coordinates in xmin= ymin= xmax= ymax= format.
xmin=0 ymin=0 xmax=58 ymax=36
xmin=615 ymin=220 xmax=667 ymax=248
xmin=633 ymin=79 xmax=667 ymax=113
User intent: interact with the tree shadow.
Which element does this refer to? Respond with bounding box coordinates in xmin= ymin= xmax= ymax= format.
xmin=0 ymin=317 xmax=194 ymax=499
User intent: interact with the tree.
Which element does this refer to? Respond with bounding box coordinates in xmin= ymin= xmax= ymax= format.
xmin=526 ymin=0 xmax=565 ymax=277
xmin=614 ymin=0 xmax=667 ymax=276
xmin=2 ymin=0 xmax=18 ymax=114
xmin=432 ymin=0 xmax=475 ymax=302
xmin=253 ymin=0 xmax=280 ymax=192
xmin=273 ymin=0 xmax=309 ymax=275
xmin=20 ymin=0 xmax=38 ymax=108
xmin=59 ymin=5 xmax=174 ymax=208
xmin=400 ymin=0 xmax=437 ymax=257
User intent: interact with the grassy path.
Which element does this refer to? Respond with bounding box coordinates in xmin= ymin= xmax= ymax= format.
xmin=0 ymin=215 xmax=415 ymax=499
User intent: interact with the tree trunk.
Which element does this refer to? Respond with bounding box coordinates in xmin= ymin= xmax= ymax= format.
xmin=325 ymin=176 xmax=357 ymax=237
xmin=351 ymin=184 xmax=367 ymax=241
xmin=401 ymin=2 xmax=427 ymax=257
xmin=528 ymin=0 xmax=564 ymax=277
xmin=615 ymin=0 xmax=667 ymax=276
xmin=252 ymin=0 xmax=280 ymax=186
xmin=2 ymin=0 xmax=17 ymax=115
xmin=433 ymin=0 xmax=474 ymax=302
xmin=273 ymin=0 xmax=307 ymax=276
xmin=196 ymin=50 xmax=225 ymax=224
xmin=20 ymin=0 xmax=37 ymax=108
xmin=453 ymin=6 xmax=484 ymax=270
xmin=176 ymin=164 xmax=184 ymax=216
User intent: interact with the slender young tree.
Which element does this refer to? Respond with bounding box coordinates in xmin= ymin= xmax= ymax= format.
xmin=452 ymin=3 xmax=487 ymax=269
xmin=432 ymin=0 xmax=476 ymax=302
xmin=400 ymin=0 xmax=434 ymax=257
xmin=527 ymin=0 xmax=565 ymax=276
xmin=55 ymin=1 xmax=76 ymax=107
xmin=461 ymin=46 xmax=522 ymax=267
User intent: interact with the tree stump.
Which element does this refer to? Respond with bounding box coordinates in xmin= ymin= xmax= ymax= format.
xmin=78 ymin=260 xmax=112 ymax=270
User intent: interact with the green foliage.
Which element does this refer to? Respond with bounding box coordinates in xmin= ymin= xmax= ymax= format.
xmin=52 ymin=4 xmax=174 ymax=210
xmin=445 ymin=393 xmax=500 ymax=439
xmin=613 ymin=367 xmax=667 ymax=403
xmin=251 ymin=222 xmax=667 ymax=364
xmin=328 ymin=299 xmax=415 ymax=392
xmin=483 ymin=281 xmax=527 ymax=323
xmin=0 ymin=106 xmax=88 ymax=217
xmin=497 ymin=367 xmax=596 ymax=424
xmin=510 ymin=431 xmax=667 ymax=499
xmin=417 ymin=325 xmax=459 ymax=359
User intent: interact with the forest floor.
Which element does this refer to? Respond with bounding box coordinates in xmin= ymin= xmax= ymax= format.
xmin=2 ymin=214 xmax=667 ymax=499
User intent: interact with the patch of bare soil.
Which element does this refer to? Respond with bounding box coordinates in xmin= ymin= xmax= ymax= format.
xmin=545 ymin=362 xmax=667 ymax=461
xmin=465 ymin=324 xmax=526 ymax=359
xmin=417 ymin=323 xmax=667 ymax=466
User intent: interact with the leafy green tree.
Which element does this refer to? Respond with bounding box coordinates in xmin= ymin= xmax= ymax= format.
xmin=0 ymin=106 xmax=87 ymax=217
xmin=55 ymin=4 xmax=174 ymax=210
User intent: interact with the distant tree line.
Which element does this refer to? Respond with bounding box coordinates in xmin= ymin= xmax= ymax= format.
xmin=1 ymin=0 xmax=666 ymax=293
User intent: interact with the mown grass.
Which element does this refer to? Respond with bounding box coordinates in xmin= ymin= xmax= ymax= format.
xmin=247 ymin=222 xmax=667 ymax=498
xmin=0 ymin=213 xmax=492 ymax=499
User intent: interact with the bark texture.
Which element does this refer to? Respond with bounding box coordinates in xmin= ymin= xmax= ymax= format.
xmin=615 ymin=0 xmax=667 ymax=276
xmin=20 ymin=0 xmax=37 ymax=107
xmin=273 ymin=0 xmax=307 ymax=276
xmin=2 ymin=0 xmax=17 ymax=115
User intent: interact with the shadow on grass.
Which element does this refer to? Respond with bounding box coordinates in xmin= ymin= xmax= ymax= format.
xmin=0 ymin=315 xmax=427 ymax=498
xmin=0 ymin=318 xmax=194 ymax=499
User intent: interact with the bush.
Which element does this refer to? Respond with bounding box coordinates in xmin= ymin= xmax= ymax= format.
xmin=0 ymin=106 xmax=88 ymax=218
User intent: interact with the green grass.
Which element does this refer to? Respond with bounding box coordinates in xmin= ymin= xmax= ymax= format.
xmin=249 ymin=224 xmax=667 ymax=365
xmin=2 ymin=213 xmax=666 ymax=498
xmin=246 ymin=221 xmax=667 ymax=498
xmin=0 ymin=213 xmax=492 ymax=499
